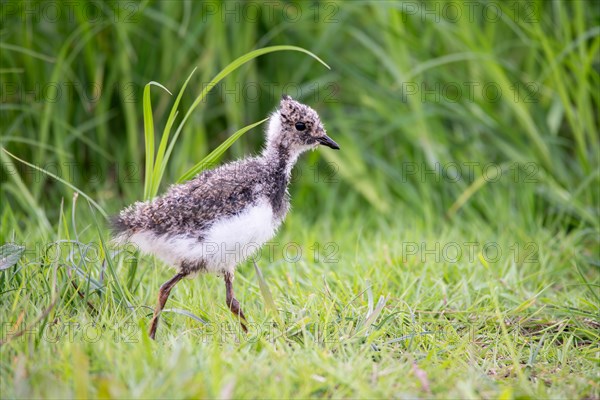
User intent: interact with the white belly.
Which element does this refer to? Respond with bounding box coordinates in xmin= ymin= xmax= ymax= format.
xmin=200 ymin=200 xmax=278 ymax=272
xmin=127 ymin=201 xmax=278 ymax=274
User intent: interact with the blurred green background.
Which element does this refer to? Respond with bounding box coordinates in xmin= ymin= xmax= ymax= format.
xmin=2 ymin=0 xmax=597 ymax=231
xmin=1 ymin=1 xmax=599 ymax=398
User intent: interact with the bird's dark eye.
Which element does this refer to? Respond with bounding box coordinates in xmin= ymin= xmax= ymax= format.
xmin=295 ymin=122 xmax=306 ymax=131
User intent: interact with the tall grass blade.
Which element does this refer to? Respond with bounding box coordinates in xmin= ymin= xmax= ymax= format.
xmin=151 ymin=67 xmax=198 ymax=197
xmin=152 ymin=45 xmax=329 ymax=197
xmin=1 ymin=148 xmax=108 ymax=219
xmin=88 ymin=203 xmax=133 ymax=307
xmin=142 ymin=82 xmax=173 ymax=200
xmin=253 ymin=260 xmax=279 ymax=321
xmin=177 ymin=118 xmax=268 ymax=183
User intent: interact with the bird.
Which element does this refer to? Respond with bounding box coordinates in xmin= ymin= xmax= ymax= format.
xmin=111 ymin=94 xmax=340 ymax=339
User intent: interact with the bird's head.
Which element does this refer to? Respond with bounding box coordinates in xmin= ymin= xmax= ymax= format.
xmin=266 ymin=95 xmax=339 ymax=155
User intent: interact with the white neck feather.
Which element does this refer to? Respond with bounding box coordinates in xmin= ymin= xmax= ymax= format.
xmin=262 ymin=112 xmax=303 ymax=177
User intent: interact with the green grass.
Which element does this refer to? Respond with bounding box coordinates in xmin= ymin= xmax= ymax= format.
xmin=1 ymin=212 xmax=597 ymax=398
xmin=1 ymin=1 xmax=598 ymax=399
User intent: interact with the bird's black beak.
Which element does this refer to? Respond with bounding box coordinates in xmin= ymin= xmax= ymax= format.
xmin=316 ymin=135 xmax=340 ymax=150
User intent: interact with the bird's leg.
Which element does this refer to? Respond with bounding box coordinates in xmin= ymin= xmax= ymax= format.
xmin=149 ymin=272 xmax=187 ymax=339
xmin=224 ymin=272 xmax=248 ymax=333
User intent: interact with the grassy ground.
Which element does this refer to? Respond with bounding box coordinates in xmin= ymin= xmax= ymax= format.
xmin=1 ymin=211 xmax=598 ymax=398
xmin=1 ymin=1 xmax=599 ymax=399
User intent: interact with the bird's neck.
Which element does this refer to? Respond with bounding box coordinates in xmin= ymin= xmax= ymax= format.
xmin=262 ymin=142 xmax=301 ymax=180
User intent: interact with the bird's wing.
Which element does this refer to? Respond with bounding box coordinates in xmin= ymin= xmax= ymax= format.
xmin=140 ymin=160 xmax=264 ymax=235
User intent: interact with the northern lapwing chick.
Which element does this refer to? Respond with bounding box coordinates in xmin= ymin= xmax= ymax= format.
xmin=112 ymin=95 xmax=339 ymax=339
